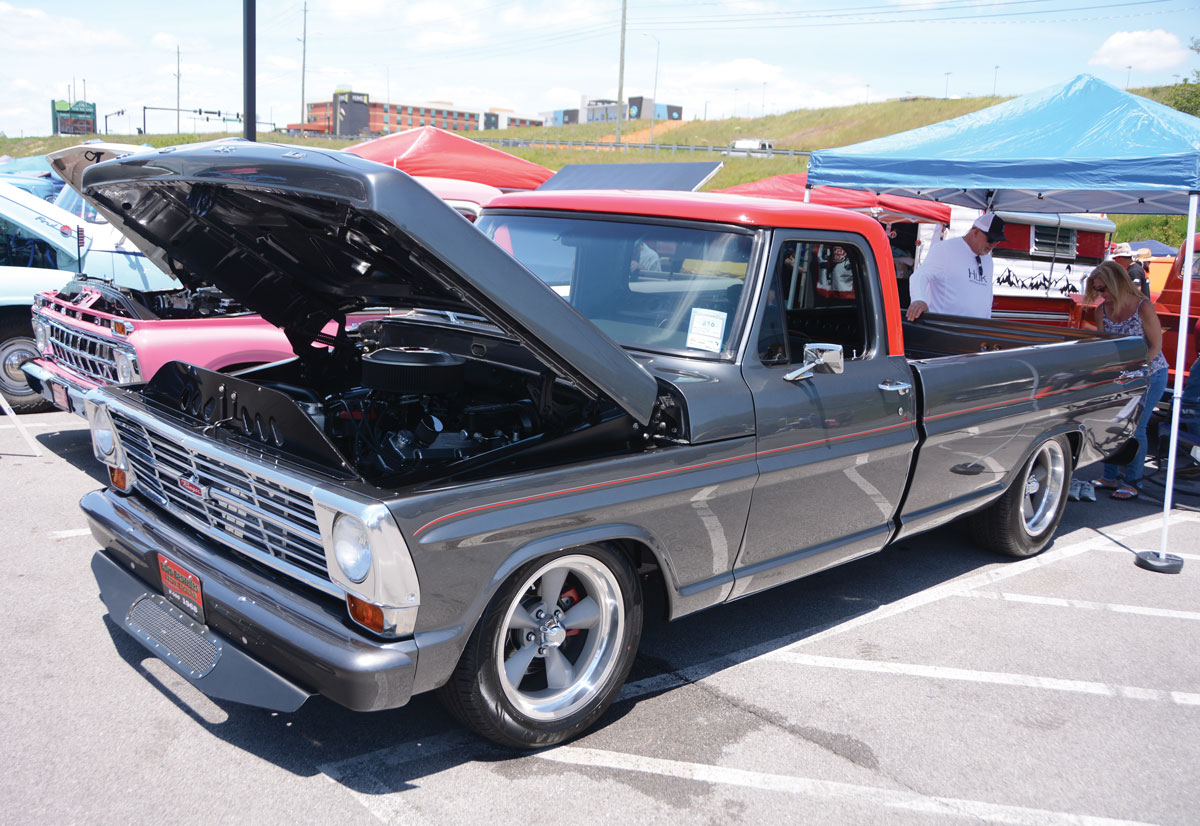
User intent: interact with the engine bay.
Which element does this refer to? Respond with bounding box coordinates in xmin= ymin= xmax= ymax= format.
xmin=140 ymin=318 xmax=687 ymax=488
xmin=54 ymin=278 xmax=254 ymax=320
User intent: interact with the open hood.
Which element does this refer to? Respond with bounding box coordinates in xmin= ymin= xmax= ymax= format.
xmin=79 ymin=139 xmax=658 ymax=424
xmin=46 ymin=142 xmax=149 ymax=194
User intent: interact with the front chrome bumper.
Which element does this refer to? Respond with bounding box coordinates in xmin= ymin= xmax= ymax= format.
xmin=21 ymin=359 xmax=92 ymax=417
xmin=83 ymin=488 xmax=420 ymax=713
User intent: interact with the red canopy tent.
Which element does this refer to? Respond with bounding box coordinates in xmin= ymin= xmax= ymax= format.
xmin=716 ymin=172 xmax=951 ymax=225
xmin=346 ymin=126 xmax=553 ymax=191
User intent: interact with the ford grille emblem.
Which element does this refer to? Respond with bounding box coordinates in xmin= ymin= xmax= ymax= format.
xmin=178 ymin=476 xmax=204 ymax=498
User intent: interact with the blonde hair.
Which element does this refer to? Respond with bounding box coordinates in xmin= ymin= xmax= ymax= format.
xmin=1084 ymin=260 xmax=1143 ymax=307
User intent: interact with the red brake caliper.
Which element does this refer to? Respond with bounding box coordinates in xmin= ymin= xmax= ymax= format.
xmin=558 ymin=587 xmax=582 ymax=636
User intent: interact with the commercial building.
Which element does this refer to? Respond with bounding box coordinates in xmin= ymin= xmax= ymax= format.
xmin=542 ymin=96 xmax=683 ymax=127
xmin=288 ymin=90 xmax=543 ymax=137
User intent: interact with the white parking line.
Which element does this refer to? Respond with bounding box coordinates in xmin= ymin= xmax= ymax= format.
xmin=50 ymin=528 xmax=92 ymax=539
xmin=318 ymin=732 xmax=482 ymax=824
xmin=1093 ymin=547 xmax=1200 ymax=561
xmin=768 ymin=652 xmax=1200 ymax=706
xmin=0 ymin=424 xmax=53 ymax=430
xmin=535 ymin=746 xmax=1159 ymax=826
xmin=619 ymin=513 xmax=1198 ymax=705
xmin=966 ymin=590 xmax=1200 ymax=621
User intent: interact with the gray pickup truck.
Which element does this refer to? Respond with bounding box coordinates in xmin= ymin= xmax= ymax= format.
xmin=79 ymin=141 xmax=1146 ymax=749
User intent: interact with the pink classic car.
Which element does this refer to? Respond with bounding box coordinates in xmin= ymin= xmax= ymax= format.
xmin=20 ymin=142 xmax=500 ymax=415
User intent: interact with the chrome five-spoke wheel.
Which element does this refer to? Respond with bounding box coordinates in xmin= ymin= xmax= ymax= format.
xmin=497 ymin=554 xmax=625 ymax=721
xmin=971 ymin=434 xmax=1073 ymax=558
xmin=1020 ymin=438 xmax=1067 ymax=537
xmin=439 ymin=545 xmax=643 ymax=749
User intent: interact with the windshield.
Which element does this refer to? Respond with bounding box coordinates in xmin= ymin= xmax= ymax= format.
xmin=54 ymin=186 xmax=107 ymax=224
xmin=476 ymin=213 xmax=755 ymax=357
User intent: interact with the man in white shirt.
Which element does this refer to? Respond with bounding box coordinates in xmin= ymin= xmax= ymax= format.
xmin=631 ymin=239 xmax=662 ymax=273
xmin=906 ymin=213 xmax=1008 ymax=320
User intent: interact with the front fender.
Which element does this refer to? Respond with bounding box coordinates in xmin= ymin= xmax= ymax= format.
xmin=410 ymin=522 xmax=690 ymax=697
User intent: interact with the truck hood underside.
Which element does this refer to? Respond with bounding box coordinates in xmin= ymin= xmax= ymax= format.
xmin=79 ymin=140 xmax=659 ymax=425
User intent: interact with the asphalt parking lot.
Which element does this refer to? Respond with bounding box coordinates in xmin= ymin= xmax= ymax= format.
xmin=2 ymin=409 xmax=1198 ymax=825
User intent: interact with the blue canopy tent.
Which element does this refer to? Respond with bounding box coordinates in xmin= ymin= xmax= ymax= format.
xmin=808 ymin=74 xmax=1200 ymax=571
xmin=1129 ymin=239 xmax=1179 ymax=257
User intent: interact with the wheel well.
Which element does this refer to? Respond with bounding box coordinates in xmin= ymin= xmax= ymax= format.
xmin=603 ymin=539 xmax=670 ymax=620
xmin=0 ymin=305 xmax=34 ymax=328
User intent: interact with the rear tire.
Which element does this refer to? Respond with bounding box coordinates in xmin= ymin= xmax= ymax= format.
xmin=0 ymin=318 xmax=53 ymax=413
xmin=438 ymin=545 xmax=642 ymax=749
xmin=970 ymin=435 xmax=1072 ymax=558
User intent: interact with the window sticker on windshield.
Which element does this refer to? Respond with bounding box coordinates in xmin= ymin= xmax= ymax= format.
xmin=686 ymin=308 xmax=727 ymax=352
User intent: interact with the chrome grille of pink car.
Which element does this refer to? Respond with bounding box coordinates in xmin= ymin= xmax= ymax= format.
xmin=43 ymin=315 xmax=121 ymax=383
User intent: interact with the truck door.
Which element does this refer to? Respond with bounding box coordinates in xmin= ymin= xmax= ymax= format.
xmin=732 ymin=233 xmax=919 ymax=598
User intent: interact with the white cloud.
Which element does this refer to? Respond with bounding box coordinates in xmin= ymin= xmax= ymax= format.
xmin=1089 ymin=30 xmax=1190 ymax=73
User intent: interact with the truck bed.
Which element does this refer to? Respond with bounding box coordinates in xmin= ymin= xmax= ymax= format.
xmin=901 ymin=313 xmax=1116 ymax=360
xmin=894 ymin=313 xmax=1149 ymax=540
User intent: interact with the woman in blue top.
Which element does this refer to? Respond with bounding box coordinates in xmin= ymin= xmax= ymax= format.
xmin=1084 ymin=260 xmax=1169 ymax=499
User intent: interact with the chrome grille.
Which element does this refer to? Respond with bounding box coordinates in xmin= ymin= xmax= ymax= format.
xmin=111 ymin=411 xmax=329 ymax=582
xmin=44 ymin=315 xmax=121 ymax=383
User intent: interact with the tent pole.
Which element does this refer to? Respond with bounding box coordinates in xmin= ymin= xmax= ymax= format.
xmin=1142 ymin=191 xmax=1197 ymax=574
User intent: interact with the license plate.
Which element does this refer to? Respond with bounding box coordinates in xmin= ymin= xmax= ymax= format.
xmin=51 ymin=383 xmax=69 ymax=412
xmin=157 ymin=554 xmax=205 ymax=624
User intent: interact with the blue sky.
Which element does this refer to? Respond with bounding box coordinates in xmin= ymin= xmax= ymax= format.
xmin=2 ymin=0 xmax=1197 ymax=138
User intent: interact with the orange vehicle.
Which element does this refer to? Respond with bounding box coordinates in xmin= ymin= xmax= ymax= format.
xmin=995 ymin=234 xmax=1198 ymax=387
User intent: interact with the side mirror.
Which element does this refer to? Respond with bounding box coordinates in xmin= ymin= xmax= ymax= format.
xmin=783 ymin=343 xmax=844 ymax=382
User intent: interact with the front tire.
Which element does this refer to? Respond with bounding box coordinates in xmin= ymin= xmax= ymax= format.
xmin=439 ymin=545 xmax=643 ymax=749
xmin=971 ymin=435 xmax=1072 ymax=558
xmin=0 ymin=318 xmax=53 ymax=413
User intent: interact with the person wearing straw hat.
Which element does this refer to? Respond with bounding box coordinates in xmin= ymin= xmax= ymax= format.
xmin=1108 ymin=242 xmax=1150 ymax=297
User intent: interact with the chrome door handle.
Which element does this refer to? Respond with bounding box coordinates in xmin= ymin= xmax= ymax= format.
xmin=878 ymin=380 xmax=912 ymax=396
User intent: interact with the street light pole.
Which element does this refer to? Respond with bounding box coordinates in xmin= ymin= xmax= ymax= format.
xmin=615 ymin=0 xmax=626 ymax=145
xmin=1125 ymin=65 xmax=1132 ymax=90
xmin=944 ymin=72 xmax=951 ymax=99
xmin=244 ymin=0 xmax=256 ymax=141
xmin=643 ymin=33 xmax=659 ymax=144
xmin=299 ymin=0 xmax=307 ymax=133
xmin=704 ymin=100 xmax=709 ymax=120
xmin=993 ymin=65 xmax=999 ymax=96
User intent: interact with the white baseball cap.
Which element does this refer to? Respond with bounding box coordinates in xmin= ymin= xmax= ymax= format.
xmin=971 ymin=213 xmax=1008 ymax=242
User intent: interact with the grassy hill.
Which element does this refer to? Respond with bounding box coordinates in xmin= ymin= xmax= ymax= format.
xmin=2 ymin=86 xmax=1187 ymax=242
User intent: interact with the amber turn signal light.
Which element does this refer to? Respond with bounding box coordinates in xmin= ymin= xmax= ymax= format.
xmin=346 ymin=593 xmax=384 ymax=633
xmin=108 ymin=466 xmax=131 ymax=492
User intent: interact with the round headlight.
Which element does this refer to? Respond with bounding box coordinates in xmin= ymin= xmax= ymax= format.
xmin=332 ymin=513 xmax=372 ymax=583
xmin=114 ymin=351 xmax=137 ymax=384
xmin=33 ymin=320 xmax=48 ymax=351
xmin=94 ymin=423 xmax=117 ymax=457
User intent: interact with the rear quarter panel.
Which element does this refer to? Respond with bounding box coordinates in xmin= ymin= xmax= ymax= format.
xmin=898 ymin=334 xmax=1148 ymax=538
